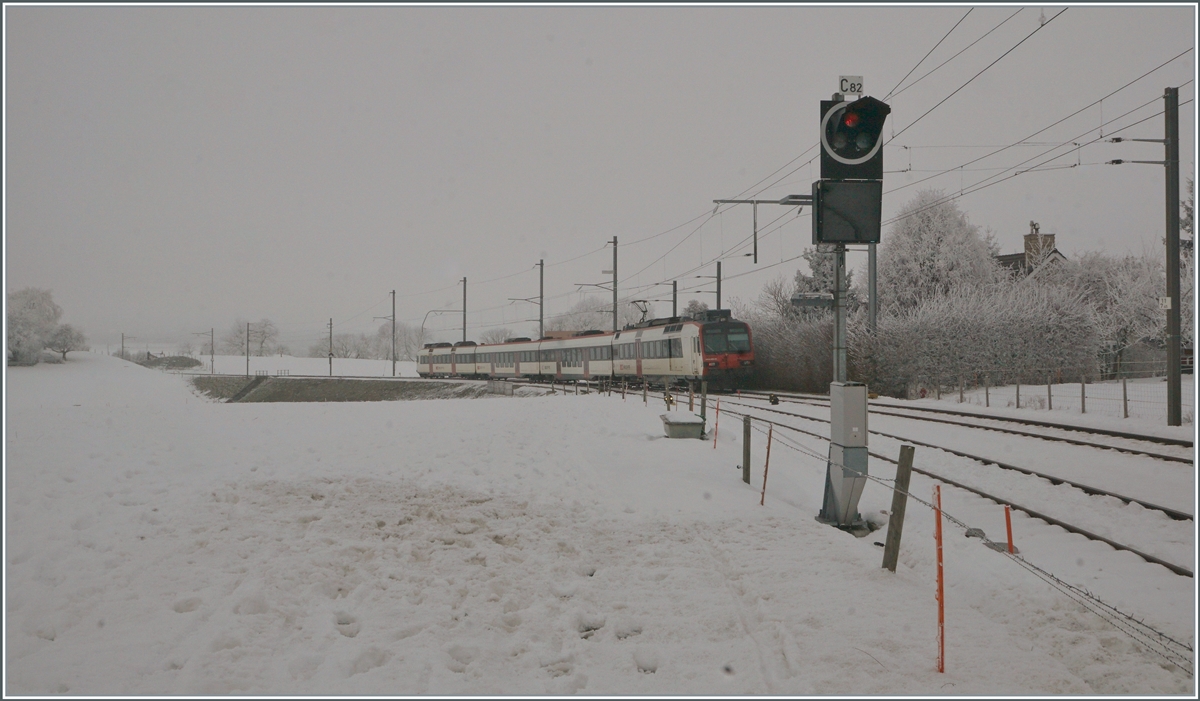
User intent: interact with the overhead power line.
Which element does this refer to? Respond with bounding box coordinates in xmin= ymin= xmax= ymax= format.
xmin=888 ymin=8 xmax=1025 ymax=102
xmin=883 ymin=94 xmax=1194 ymax=228
xmin=887 ymin=7 xmax=1068 ymax=144
xmin=883 ymin=8 xmax=975 ymax=101
xmin=886 ymin=47 xmax=1194 ymax=198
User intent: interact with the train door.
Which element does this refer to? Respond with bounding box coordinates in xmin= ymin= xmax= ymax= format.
xmin=669 ymin=336 xmax=685 ymax=374
xmin=635 ymin=340 xmax=643 ymax=378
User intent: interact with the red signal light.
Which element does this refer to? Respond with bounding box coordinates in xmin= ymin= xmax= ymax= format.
xmin=842 ymin=112 xmax=861 ymax=128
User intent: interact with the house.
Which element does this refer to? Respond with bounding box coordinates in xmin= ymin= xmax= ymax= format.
xmin=996 ymin=221 xmax=1068 ymax=277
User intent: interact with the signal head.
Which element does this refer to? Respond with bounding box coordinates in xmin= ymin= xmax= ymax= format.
xmin=819 ymin=96 xmax=891 ymax=180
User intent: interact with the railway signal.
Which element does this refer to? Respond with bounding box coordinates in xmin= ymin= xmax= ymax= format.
xmin=814 ymin=89 xmax=889 ymax=532
xmin=819 ymin=95 xmax=891 ymax=181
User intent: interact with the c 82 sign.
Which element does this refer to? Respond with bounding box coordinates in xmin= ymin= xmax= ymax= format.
xmin=839 ymin=76 xmax=864 ymax=95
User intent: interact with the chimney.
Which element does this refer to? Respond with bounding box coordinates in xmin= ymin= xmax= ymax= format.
xmin=1024 ymin=221 xmax=1054 ymax=265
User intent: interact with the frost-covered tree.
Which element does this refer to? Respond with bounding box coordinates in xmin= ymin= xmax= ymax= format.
xmin=877 ymin=190 xmax=1005 ymax=313
xmin=795 ymin=244 xmax=856 ymax=296
xmin=1181 ymin=242 xmax=1194 ymax=348
xmin=7 ymin=288 xmax=63 ymax=365
xmin=45 ymin=324 xmax=88 ymax=360
xmin=682 ymin=299 xmax=708 ymax=319
xmin=852 ymin=280 xmax=1100 ymax=396
xmin=1036 ymin=251 xmax=1164 ymax=375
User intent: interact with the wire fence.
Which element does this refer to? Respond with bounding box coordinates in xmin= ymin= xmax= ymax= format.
xmin=732 ymin=412 xmax=1195 ymax=677
xmin=905 ymin=360 xmax=1194 ymax=423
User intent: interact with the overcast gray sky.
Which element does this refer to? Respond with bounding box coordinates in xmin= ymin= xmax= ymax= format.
xmin=5 ymin=4 xmax=1196 ymax=349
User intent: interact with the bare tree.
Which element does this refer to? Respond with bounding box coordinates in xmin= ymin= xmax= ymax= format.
xmin=221 ymin=318 xmax=280 ymax=356
xmin=546 ymin=296 xmax=649 ymax=332
xmin=479 ymin=327 xmax=513 ymax=345
xmin=249 ymin=318 xmax=278 ymax=356
xmin=45 ymin=324 xmax=88 ymax=360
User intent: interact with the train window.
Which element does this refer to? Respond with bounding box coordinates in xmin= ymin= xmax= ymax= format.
xmin=671 ymin=338 xmax=682 ymax=357
xmin=727 ymin=329 xmax=751 ymax=352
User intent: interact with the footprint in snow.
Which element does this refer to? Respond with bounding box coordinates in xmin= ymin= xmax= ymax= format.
xmin=334 ymin=611 xmax=361 ymax=638
xmin=633 ymin=647 xmax=659 ymax=674
xmin=172 ymin=597 xmax=202 ymax=613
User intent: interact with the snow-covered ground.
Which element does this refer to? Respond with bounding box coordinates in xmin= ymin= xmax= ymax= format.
xmin=5 ymin=354 xmax=1195 ymax=694
xmin=113 ymin=350 xmax=420 ymax=378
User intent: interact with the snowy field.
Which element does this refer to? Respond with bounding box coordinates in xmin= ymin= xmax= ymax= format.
xmin=5 ymin=354 xmax=1196 ymax=695
xmin=114 ymin=350 xmax=421 ymax=379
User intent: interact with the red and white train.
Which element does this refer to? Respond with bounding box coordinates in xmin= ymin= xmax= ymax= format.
xmin=416 ymin=311 xmax=754 ymax=389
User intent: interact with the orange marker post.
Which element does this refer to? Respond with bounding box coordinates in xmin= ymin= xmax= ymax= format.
xmin=1005 ymin=504 xmax=1014 ymax=554
xmin=712 ymin=399 xmax=721 ymax=449
xmin=934 ymin=484 xmax=945 ymax=673
xmin=759 ymin=424 xmax=773 ymax=506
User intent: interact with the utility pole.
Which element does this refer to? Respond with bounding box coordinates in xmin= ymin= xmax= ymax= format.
xmin=120 ymin=333 xmax=136 ymax=361
xmin=869 ymin=244 xmax=878 ymax=333
xmin=392 ymin=290 xmax=397 ymax=377
xmin=328 ymin=318 xmax=333 ymax=376
xmin=192 ymin=329 xmax=214 ymax=374
xmin=612 ymin=237 xmax=619 ymax=332
xmin=834 ymin=244 xmax=847 ymax=383
xmin=539 ymin=259 xmax=544 ymax=340
xmin=1165 ymin=87 xmax=1181 ymax=426
xmin=672 ymin=280 xmax=678 ymax=317
xmin=246 ymin=322 xmax=250 ymax=376
xmin=716 ymin=261 xmax=722 ymax=311
xmin=1107 ymin=87 xmax=1183 ymax=426
xmin=462 ymin=277 xmax=467 ymax=343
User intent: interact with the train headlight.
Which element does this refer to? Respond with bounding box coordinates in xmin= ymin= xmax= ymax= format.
xmin=739 ymin=360 xmax=753 ymax=366
xmin=706 ymin=361 xmax=719 ymax=368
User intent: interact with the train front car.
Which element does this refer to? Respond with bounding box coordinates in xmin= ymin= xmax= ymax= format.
xmin=697 ymin=315 xmax=754 ymax=389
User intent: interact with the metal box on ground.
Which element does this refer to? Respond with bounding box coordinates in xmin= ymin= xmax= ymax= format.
xmin=661 ymin=413 xmax=705 ymax=439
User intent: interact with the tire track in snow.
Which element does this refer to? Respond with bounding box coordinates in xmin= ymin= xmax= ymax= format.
xmin=693 ymin=524 xmax=788 ymax=694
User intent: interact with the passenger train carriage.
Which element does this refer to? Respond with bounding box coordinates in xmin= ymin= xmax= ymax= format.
xmin=417 ymin=311 xmax=754 ymax=389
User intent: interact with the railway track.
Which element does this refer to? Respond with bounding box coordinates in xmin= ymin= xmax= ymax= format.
xmin=736 ymin=389 xmax=1194 ymax=462
xmin=716 ymin=399 xmax=1194 ymax=579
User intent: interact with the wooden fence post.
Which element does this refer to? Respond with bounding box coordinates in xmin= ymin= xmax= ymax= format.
xmin=1004 ymin=505 xmax=1015 ymax=554
xmin=712 ymin=399 xmax=720 ymax=449
xmin=1122 ymin=378 xmax=1128 ymax=418
xmin=1047 ymin=376 xmax=1052 ymax=411
xmin=742 ymin=416 xmax=751 ymax=485
xmin=759 ymin=424 xmax=773 ymax=506
xmin=934 ymin=484 xmax=945 ymax=674
xmin=882 ymin=445 xmax=916 ymax=573
xmin=958 ymin=376 xmax=964 ymax=403
xmin=1080 ymin=378 xmax=1086 ymax=414
xmin=1015 ymin=382 xmax=1020 ymax=409
xmin=984 ymin=375 xmax=989 ymax=408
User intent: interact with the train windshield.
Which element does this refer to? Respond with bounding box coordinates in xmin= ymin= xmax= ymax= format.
xmin=702 ymin=323 xmax=751 ymax=353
